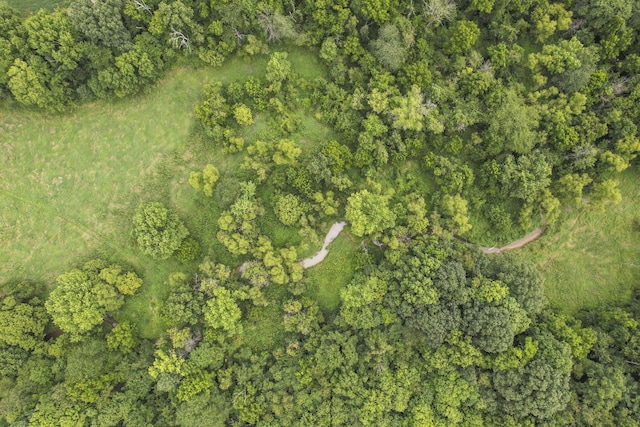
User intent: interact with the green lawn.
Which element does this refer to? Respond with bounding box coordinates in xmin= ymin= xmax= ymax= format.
xmin=523 ymin=168 xmax=640 ymax=314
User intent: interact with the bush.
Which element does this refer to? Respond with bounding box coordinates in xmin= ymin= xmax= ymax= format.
xmin=132 ymin=202 xmax=189 ymax=259
xmin=175 ymin=237 xmax=202 ymax=263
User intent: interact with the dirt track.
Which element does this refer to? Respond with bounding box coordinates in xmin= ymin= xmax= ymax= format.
xmin=480 ymin=226 xmax=545 ymax=254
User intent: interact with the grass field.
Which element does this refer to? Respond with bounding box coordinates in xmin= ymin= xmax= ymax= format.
xmin=0 ymin=50 xmax=328 ymax=338
xmin=522 ymin=168 xmax=640 ymax=314
xmin=305 ymin=230 xmax=359 ymax=313
xmin=5 ymin=0 xmax=68 ymax=13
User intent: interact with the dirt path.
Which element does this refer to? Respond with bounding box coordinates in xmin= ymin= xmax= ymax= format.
xmin=300 ymin=221 xmax=348 ymax=268
xmin=480 ymin=226 xmax=545 ymax=254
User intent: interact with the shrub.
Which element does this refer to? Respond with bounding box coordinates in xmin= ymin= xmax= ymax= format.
xmin=174 ymin=237 xmax=202 ymax=264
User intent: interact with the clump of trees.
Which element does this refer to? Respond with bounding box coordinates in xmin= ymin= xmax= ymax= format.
xmin=132 ymin=202 xmax=189 ymax=259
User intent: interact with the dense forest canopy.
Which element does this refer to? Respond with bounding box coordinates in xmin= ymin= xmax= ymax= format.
xmin=1 ymin=0 xmax=640 ymax=425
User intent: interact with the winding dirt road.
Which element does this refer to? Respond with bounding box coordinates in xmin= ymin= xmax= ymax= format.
xmin=480 ymin=226 xmax=545 ymax=254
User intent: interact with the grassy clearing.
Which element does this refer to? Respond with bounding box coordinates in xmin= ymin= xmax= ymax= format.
xmin=5 ymin=0 xmax=67 ymax=13
xmin=521 ymin=168 xmax=640 ymax=314
xmin=0 ymin=49 xmax=331 ymax=338
xmin=305 ymin=230 xmax=359 ymax=313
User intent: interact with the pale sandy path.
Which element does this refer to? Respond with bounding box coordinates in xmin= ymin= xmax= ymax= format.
xmin=480 ymin=226 xmax=545 ymax=254
xmin=300 ymin=221 xmax=348 ymax=268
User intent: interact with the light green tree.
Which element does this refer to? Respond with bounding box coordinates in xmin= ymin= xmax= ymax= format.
xmin=203 ymin=287 xmax=242 ymax=337
xmin=189 ymin=164 xmax=220 ymax=197
xmin=346 ymin=189 xmax=396 ymax=237
xmin=132 ymin=202 xmax=189 ymax=259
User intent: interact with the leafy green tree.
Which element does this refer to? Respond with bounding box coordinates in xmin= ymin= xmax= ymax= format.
xmin=0 ymin=285 xmax=48 ymax=351
xmin=233 ymin=103 xmax=254 ymax=126
xmin=265 ymin=51 xmax=291 ymax=91
xmin=390 ymin=85 xmax=440 ymax=132
xmin=340 ymin=276 xmax=388 ymax=330
xmin=203 ymin=287 xmax=242 ymax=337
xmin=257 ymin=10 xmax=298 ymax=43
xmin=132 ymin=202 xmax=189 ymax=259
xmin=45 ymin=264 xmax=132 ymax=337
xmin=590 ymin=179 xmax=622 ymax=208
xmin=189 ymin=164 xmax=219 ymax=197
xmin=438 ymin=194 xmax=472 ymax=235
xmin=283 ymin=298 xmax=324 ymax=335
xmin=106 ymin=321 xmax=137 ymax=353
xmin=483 ymin=89 xmax=540 ymax=155
xmin=161 ymin=273 xmax=203 ymax=327
xmin=346 ymin=189 xmax=396 ymax=237
xmin=445 ymin=20 xmax=480 ymax=55
xmin=425 ymin=152 xmax=474 ymax=194
xmin=0 ymin=3 xmax=21 ymax=88
xmin=194 ymin=81 xmax=230 ymax=140
xmin=148 ymin=0 xmax=204 ymax=50
xmin=273 ymin=193 xmax=307 ymax=226
xmin=70 ymin=0 xmax=132 ymax=51
xmin=7 ymin=58 xmax=71 ymax=112
xmin=500 ymin=151 xmax=552 ymax=203
xmin=494 ymin=331 xmax=572 ymax=419
xmin=217 ymin=182 xmax=263 ymax=255
xmin=90 ymin=33 xmax=166 ymax=98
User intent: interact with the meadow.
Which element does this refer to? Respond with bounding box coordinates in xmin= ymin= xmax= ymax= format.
xmin=0 ymin=51 xmax=326 ymax=337
xmin=522 ymin=168 xmax=640 ymax=314
xmin=5 ymin=0 xmax=67 ymax=13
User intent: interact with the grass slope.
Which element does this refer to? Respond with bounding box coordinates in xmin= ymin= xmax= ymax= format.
xmin=523 ymin=168 xmax=640 ymax=313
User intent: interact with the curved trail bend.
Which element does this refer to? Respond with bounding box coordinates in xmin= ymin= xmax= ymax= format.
xmin=480 ymin=226 xmax=545 ymax=254
xmin=299 ymin=221 xmax=348 ymax=268
xmin=241 ymin=218 xmax=546 ymax=273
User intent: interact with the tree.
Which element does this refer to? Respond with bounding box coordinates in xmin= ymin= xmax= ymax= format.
xmin=273 ymin=193 xmax=307 ymax=226
xmin=500 ymin=151 xmax=552 ymax=203
xmin=265 ymin=52 xmax=291 ymax=90
xmin=256 ymin=10 xmax=298 ymax=43
xmin=132 ymin=202 xmax=189 ymax=259
xmin=438 ymin=194 xmax=472 ymax=235
xmin=445 ymin=20 xmax=480 ymax=55
xmin=45 ymin=261 xmax=140 ymax=337
xmin=283 ymin=298 xmax=324 ymax=335
xmin=70 ymin=0 xmax=132 ymax=51
xmin=371 ymin=23 xmax=407 ymax=71
xmin=494 ymin=331 xmax=572 ymax=419
xmin=0 ymin=284 xmax=48 ymax=351
xmin=7 ymin=58 xmax=71 ymax=112
xmin=148 ymin=0 xmax=203 ymax=50
xmin=483 ymin=89 xmax=540 ymax=155
xmin=203 ymin=287 xmax=242 ymax=337
xmin=346 ymin=189 xmax=396 ymax=237
xmin=233 ymin=103 xmax=254 ymax=126
xmin=340 ymin=276 xmax=388 ymax=330
xmin=422 ymin=0 xmax=456 ymax=28
xmin=390 ymin=85 xmax=437 ymax=132
xmin=589 ymin=179 xmax=622 ymax=208
xmin=90 ymin=33 xmax=166 ymax=98
xmin=189 ymin=164 xmax=219 ymax=197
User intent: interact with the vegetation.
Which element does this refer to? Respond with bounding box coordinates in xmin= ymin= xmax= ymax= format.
xmin=1 ymin=0 xmax=640 ymax=424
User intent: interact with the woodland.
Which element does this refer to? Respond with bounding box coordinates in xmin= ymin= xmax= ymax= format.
xmin=1 ymin=0 xmax=640 ymax=425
